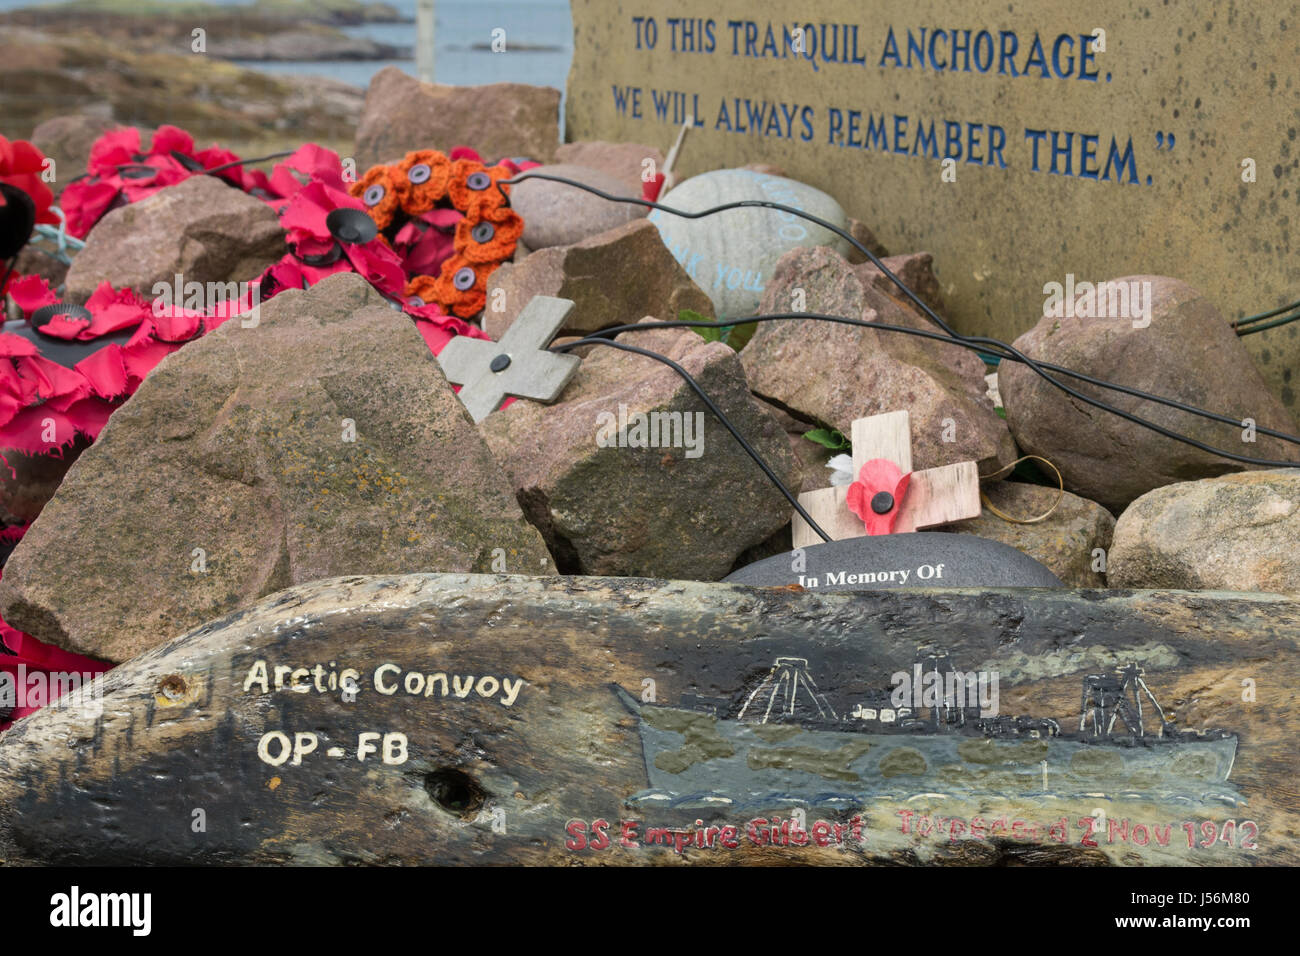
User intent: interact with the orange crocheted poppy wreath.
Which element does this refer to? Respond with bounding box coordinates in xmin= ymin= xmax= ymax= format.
xmin=352 ymin=149 xmax=521 ymax=318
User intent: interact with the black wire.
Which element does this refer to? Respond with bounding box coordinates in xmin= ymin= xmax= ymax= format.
xmin=502 ymin=170 xmax=1300 ymax=460
xmin=203 ymin=150 xmax=297 ymax=176
xmin=550 ymin=336 xmax=834 ymax=542
xmin=574 ymin=315 xmax=1300 ymax=469
xmin=1235 ymin=298 xmax=1300 ymax=326
xmin=1236 ymin=309 xmax=1300 ymax=336
xmin=499 ymin=171 xmax=958 ymax=338
xmin=588 ymin=319 xmax=1300 ymax=444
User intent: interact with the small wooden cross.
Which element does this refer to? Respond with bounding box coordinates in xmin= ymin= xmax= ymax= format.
xmin=791 ymin=410 xmax=982 ymax=549
xmin=437 ymin=296 xmax=582 ymax=423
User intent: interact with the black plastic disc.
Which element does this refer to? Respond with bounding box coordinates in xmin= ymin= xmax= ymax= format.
xmin=453 ymin=267 xmax=476 ymax=291
xmin=3 ymin=318 xmax=135 ymax=370
xmin=490 ymin=353 xmax=511 ymax=373
xmin=118 ymin=165 xmax=157 ymax=180
xmin=0 ymin=182 xmax=36 ymax=259
xmin=326 ymin=207 xmax=377 ymax=245
xmin=31 ymin=302 xmax=93 ymax=335
xmin=299 ymin=242 xmax=343 ymax=267
xmin=171 ymin=150 xmax=206 ymax=172
xmin=870 ymin=491 xmax=895 ymax=515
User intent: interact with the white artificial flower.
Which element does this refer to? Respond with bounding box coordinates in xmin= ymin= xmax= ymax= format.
xmin=827 ymin=453 xmax=855 ymax=487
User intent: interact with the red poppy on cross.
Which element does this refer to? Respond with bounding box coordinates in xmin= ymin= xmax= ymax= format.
xmin=791 ymin=410 xmax=982 ymax=549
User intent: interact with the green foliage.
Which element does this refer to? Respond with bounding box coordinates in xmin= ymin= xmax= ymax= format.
xmin=682 ymin=309 xmax=758 ymax=351
xmin=802 ymin=428 xmax=851 ymax=451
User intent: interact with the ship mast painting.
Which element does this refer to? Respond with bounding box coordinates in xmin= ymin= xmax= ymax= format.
xmin=737 ymin=658 xmax=837 ymax=723
xmin=616 ymin=651 xmax=1240 ymax=810
xmin=1080 ymin=663 xmax=1172 ymax=739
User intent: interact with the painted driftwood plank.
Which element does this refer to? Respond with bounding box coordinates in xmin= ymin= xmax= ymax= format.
xmin=0 ymin=573 xmax=1296 ymax=866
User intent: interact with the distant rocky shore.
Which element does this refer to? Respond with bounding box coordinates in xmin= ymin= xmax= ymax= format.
xmin=0 ymin=0 xmax=412 ymax=63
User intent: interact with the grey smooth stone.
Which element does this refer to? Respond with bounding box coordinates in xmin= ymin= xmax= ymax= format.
xmin=725 ymin=532 xmax=1063 ymax=590
xmin=648 ymin=168 xmax=852 ymax=317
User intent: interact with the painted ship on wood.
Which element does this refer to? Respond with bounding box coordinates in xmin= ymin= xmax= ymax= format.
xmin=617 ymin=655 xmax=1239 ymax=809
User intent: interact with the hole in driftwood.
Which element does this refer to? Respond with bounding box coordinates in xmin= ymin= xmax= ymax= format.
xmin=424 ymin=769 xmax=485 ymax=817
xmin=157 ymin=675 xmax=188 ymax=700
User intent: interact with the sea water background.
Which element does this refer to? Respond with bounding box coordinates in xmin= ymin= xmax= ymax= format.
xmin=0 ymin=0 xmax=575 ymax=90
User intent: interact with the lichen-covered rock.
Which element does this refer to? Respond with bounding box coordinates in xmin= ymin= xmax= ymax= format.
xmin=64 ymin=175 xmax=285 ymax=303
xmin=480 ymin=321 xmax=799 ymax=579
xmin=1108 ymin=468 xmax=1300 ymax=593
xmin=484 ymin=219 xmax=714 ymax=339
xmin=354 ymin=67 xmax=559 ymax=169
xmin=938 ymin=481 xmax=1116 ymax=587
xmin=742 ymin=246 xmax=1016 ymax=472
xmin=999 ymin=276 xmax=1299 ymax=511
xmin=0 ymin=273 xmax=550 ymax=662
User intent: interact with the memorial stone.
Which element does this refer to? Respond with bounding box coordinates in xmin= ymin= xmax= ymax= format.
xmin=567 ymin=0 xmax=1300 ymax=410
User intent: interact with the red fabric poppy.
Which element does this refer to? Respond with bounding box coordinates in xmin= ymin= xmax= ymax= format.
xmin=0 ymin=560 xmax=111 ymax=731
xmin=845 ymin=459 xmax=912 ymax=535
xmin=265 ymin=143 xmax=347 ymax=211
xmin=642 ymin=172 xmax=667 ymax=202
xmin=63 ymin=125 xmax=276 ymax=239
xmin=0 ymin=135 xmax=56 ymax=227
xmin=58 ymin=177 xmax=122 ymax=239
xmin=0 ymin=334 xmax=98 ymax=454
xmin=7 ymin=274 xmax=59 ymax=315
xmin=0 ymin=279 xmax=220 ymax=453
xmin=392 ymin=206 xmax=462 ymax=277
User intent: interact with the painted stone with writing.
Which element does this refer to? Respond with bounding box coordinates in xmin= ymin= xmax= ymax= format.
xmin=725 ymin=532 xmax=1063 ymax=591
xmin=508 ymin=163 xmax=647 ymax=249
xmin=648 ymin=168 xmax=852 ymax=317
